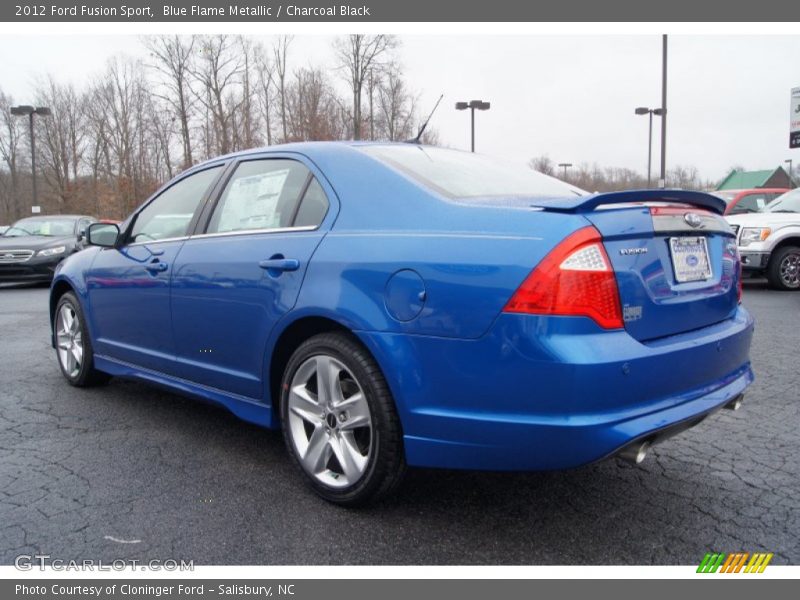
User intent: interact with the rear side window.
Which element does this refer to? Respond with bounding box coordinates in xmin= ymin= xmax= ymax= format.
xmin=131 ymin=166 xmax=222 ymax=243
xmin=207 ymin=159 xmax=310 ymax=234
xmin=293 ymin=178 xmax=329 ymax=228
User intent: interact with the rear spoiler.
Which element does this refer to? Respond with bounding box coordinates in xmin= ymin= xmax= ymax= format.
xmin=531 ymin=189 xmax=726 ymax=216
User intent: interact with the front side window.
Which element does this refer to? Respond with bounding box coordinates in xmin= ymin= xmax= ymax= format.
xmin=130 ymin=166 xmax=222 ymax=243
xmin=207 ymin=159 xmax=311 ymax=234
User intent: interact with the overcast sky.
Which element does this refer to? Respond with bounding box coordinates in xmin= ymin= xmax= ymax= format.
xmin=1 ymin=34 xmax=798 ymax=183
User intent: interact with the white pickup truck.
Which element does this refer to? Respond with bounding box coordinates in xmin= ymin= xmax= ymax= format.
xmin=726 ymin=188 xmax=800 ymax=290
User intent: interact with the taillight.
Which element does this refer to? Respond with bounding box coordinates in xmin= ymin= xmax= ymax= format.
xmin=503 ymin=226 xmax=624 ymax=329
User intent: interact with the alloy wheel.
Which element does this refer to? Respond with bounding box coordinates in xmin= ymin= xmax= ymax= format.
xmin=56 ymin=303 xmax=83 ymax=378
xmin=286 ymin=354 xmax=373 ymax=488
xmin=779 ymin=252 xmax=800 ymax=289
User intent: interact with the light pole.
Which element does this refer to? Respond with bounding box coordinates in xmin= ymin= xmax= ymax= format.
xmin=786 ymin=159 xmax=794 ymax=187
xmin=635 ymin=107 xmax=664 ymax=188
xmin=659 ymin=34 xmax=668 ymax=188
xmin=558 ymin=162 xmax=573 ymax=181
xmin=455 ymin=100 xmax=490 ymax=152
xmin=10 ymin=105 xmax=51 ymax=210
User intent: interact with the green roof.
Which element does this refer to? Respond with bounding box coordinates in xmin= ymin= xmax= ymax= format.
xmin=716 ymin=169 xmax=776 ymax=190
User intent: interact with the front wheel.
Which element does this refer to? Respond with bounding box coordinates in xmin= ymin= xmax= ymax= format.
xmin=767 ymin=246 xmax=800 ymax=290
xmin=54 ymin=292 xmax=111 ymax=387
xmin=280 ymin=332 xmax=405 ymax=506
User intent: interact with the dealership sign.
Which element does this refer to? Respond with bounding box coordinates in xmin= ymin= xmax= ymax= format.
xmin=792 ymin=87 xmax=800 ymax=149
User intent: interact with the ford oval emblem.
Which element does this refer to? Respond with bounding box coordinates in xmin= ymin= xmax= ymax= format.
xmin=684 ymin=213 xmax=703 ymax=228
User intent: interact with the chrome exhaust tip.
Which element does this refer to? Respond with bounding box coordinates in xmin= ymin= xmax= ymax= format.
xmin=723 ymin=394 xmax=744 ymax=411
xmin=618 ymin=440 xmax=651 ymax=465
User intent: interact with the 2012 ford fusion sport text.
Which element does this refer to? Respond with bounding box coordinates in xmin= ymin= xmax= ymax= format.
xmin=48 ymin=142 xmax=754 ymax=505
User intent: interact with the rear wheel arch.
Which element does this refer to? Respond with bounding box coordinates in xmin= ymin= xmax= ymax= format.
xmin=269 ymin=316 xmax=356 ymax=418
xmin=268 ymin=317 xmax=406 ymax=428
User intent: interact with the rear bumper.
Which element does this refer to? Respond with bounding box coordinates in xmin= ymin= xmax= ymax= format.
xmin=403 ymin=365 xmax=752 ymax=470
xmin=360 ymin=306 xmax=755 ymax=471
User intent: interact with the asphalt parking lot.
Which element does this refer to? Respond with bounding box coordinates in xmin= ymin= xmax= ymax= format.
xmin=0 ymin=281 xmax=797 ymax=566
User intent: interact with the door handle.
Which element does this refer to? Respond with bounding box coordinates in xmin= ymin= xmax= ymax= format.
xmin=145 ymin=261 xmax=168 ymax=273
xmin=258 ymin=258 xmax=300 ymax=272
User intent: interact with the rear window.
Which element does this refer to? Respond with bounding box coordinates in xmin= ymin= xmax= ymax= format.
xmin=712 ymin=191 xmax=737 ymax=203
xmin=359 ymin=145 xmax=585 ymax=199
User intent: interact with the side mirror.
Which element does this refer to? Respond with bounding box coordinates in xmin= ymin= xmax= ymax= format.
xmin=77 ymin=229 xmax=86 ymax=242
xmin=86 ymin=222 xmax=120 ymax=248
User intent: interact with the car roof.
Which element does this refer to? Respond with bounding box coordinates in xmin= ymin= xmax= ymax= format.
xmin=17 ymin=214 xmax=92 ymax=220
xmin=190 ymin=141 xmax=418 ymax=169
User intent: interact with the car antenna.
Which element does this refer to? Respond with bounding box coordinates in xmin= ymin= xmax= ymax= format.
xmin=405 ymin=94 xmax=444 ymax=144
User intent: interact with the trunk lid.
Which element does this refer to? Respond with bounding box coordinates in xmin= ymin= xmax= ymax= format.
xmin=534 ymin=190 xmax=740 ymax=342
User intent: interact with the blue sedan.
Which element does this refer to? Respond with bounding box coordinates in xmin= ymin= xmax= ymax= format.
xmin=49 ymin=143 xmax=754 ymax=505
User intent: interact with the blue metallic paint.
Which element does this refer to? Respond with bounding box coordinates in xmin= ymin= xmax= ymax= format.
xmin=358 ymin=308 xmax=753 ymax=470
xmin=50 ymin=142 xmax=755 ymax=471
xmin=585 ymin=207 xmax=739 ymax=341
xmin=87 ymin=241 xmax=185 ymax=372
xmin=170 ymin=230 xmax=327 ymax=398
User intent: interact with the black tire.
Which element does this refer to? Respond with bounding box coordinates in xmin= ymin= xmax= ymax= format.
xmin=280 ymin=332 xmax=406 ymax=506
xmin=54 ymin=292 xmax=111 ymax=387
xmin=766 ymin=246 xmax=800 ymax=291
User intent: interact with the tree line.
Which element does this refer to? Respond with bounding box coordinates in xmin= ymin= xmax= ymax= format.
xmin=528 ymin=154 xmax=718 ymax=193
xmin=0 ymin=34 xmax=430 ymax=223
xmin=529 ymin=154 xmax=799 ymax=193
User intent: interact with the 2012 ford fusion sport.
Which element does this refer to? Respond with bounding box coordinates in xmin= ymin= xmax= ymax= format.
xmin=49 ymin=143 xmax=754 ymax=505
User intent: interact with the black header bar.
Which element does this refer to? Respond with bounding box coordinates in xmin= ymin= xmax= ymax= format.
xmin=4 ymin=0 xmax=800 ymax=22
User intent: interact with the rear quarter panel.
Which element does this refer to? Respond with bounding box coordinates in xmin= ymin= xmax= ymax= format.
xmin=294 ymin=146 xmax=589 ymax=339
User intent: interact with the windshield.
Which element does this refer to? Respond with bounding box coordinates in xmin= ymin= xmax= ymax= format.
xmin=6 ymin=217 xmax=77 ymax=237
xmin=766 ymin=189 xmax=800 ymax=213
xmin=359 ymin=145 xmax=586 ymax=199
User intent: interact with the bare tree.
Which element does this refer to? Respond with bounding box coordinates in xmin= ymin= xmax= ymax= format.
xmin=191 ymin=35 xmax=244 ymax=156
xmin=254 ymin=43 xmax=275 ymax=146
xmin=365 ymin=68 xmax=379 ymax=140
xmin=148 ymin=100 xmax=177 ymax=181
xmin=528 ymin=155 xmax=555 ymax=176
xmin=143 ymin=35 xmax=197 ymax=169
xmin=35 ymin=78 xmax=84 ymax=210
xmin=334 ymin=35 xmax=398 ymax=140
xmin=273 ymin=35 xmax=292 ymax=143
xmin=236 ymin=36 xmax=259 ymax=151
xmin=91 ymin=56 xmax=149 ymax=214
xmin=376 ymin=65 xmax=416 ymax=141
xmin=0 ymin=89 xmax=26 ymax=220
xmin=285 ymin=68 xmax=344 ymax=142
